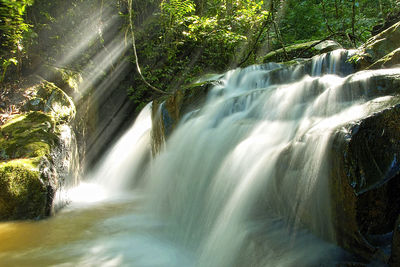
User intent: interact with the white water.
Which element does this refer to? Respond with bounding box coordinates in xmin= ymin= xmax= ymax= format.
xmin=66 ymin=103 xmax=152 ymax=204
xmin=2 ymin=51 xmax=400 ymax=266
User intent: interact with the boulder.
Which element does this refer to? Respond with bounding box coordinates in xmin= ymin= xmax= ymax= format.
xmin=265 ymin=71 xmax=400 ymax=263
xmin=262 ymin=40 xmax=342 ymax=63
xmin=23 ymin=81 xmax=76 ymax=122
xmin=0 ymin=82 xmax=79 ymax=220
xmin=314 ymin=40 xmax=343 ymax=53
xmin=330 ymin=99 xmax=400 ymax=263
xmin=0 ymin=159 xmax=48 ymax=220
xmin=354 ymin=21 xmax=400 ymax=70
xmin=368 ymin=48 xmax=400 ymax=70
xmin=36 ymin=65 xmax=83 ymax=101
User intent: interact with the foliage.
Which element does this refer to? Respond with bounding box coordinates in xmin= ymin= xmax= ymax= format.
xmin=1 ymin=0 xmax=399 ymax=113
xmin=127 ymin=0 xmax=270 ymax=104
xmin=280 ymin=0 xmax=400 ymax=48
xmin=0 ymin=57 xmax=18 ymax=83
xmin=161 ymin=0 xmax=195 ymax=22
xmin=0 ymin=0 xmax=35 ymax=82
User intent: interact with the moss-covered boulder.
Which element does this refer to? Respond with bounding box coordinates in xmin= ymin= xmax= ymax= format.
xmin=0 ymin=82 xmax=79 ymax=220
xmin=36 ymin=65 xmax=83 ymax=100
xmin=0 ymin=159 xmax=48 ymax=220
xmin=0 ymin=112 xmax=58 ymax=160
xmin=355 ymin=21 xmax=400 ymax=70
xmin=23 ymin=81 xmax=75 ymax=122
xmin=368 ymin=48 xmax=400 ymax=70
xmin=262 ymin=40 xmax=342 ymax=63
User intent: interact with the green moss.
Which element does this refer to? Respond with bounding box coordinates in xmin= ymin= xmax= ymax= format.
xmin=262 ymin=40 xmax=320 ymax=63
xmin=24 ymin=81 xmax=76 ymax=123
xmin=0 ymin=159 xmax=48 ymax=220
xmin=58 ymin=68 xmax=82 ymax=94
xmin=0 ymin=80 xmax=76 ymax=221
xmin=280 ymin=60 xmax=301 ymax=66
xmin=38 ymin=65 xmax=83 ymax=98
xmin=363 ymin=22 xmax=400 ymax=62
xmin=368 ymin=47 xmax=400 ymax=70
xmin=357 ymin=22 xmax=400 ymax=70
xmin=0 ymin=111 xmax=58 ymax=161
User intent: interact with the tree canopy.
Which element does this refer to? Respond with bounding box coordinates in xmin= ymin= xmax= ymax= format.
xmin=1 ymin=0 xmax=399 ymax=107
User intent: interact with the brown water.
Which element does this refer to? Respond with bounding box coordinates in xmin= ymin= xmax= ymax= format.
xmin=0 ymin=198 xmax=141 ymax=266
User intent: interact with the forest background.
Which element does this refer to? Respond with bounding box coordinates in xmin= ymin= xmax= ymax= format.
xmin=1 ymin=0 xmax=399 ymax=109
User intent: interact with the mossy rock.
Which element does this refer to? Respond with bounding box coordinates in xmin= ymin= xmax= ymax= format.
xmin=0 ymin=78 xmax=79 ymax=221
xmin=37 ymin=65 xmax=83 ymax=99
xmin=0 ymin=110 xmax=77 ymax=220
xmin=368 ymin=48 xmax=400 ymax=70
xmin=0 ymin=159 xmax=48 ymax=220
xmin=355 ymin=22 xmax=400 ymax=70
xmin=0 ymin=112 xmax=58 ymax=161
xmin=0 ymin=112 xmax=60 ymax=220
xmin=23 ymin=81 xmax=76 ymax=123
xmin=262 ymin=40 xmax=341 ymax=63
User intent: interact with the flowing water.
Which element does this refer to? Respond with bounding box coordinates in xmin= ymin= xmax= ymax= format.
xmin=1 ymin=51 xmax=399 ymax=266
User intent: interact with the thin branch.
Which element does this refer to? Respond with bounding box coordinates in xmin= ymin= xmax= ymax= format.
xmin=270 ymin=0 xmax=288 ymax=61
xmin=321 ymin=0 xmax=335 ymax=34
xmin=351 ymin=0 xmax=357 ymax=47
xmin=238 ymin=13 xmax=272 ymax=67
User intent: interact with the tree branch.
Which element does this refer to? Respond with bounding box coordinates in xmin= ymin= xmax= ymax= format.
xmin=238 ymin=13 xmax=272 ymax=67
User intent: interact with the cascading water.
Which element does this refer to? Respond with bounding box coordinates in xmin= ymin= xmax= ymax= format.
xmin=65 ymin=103 xmax=152 ymax=203
xmin=2 ymin=50 xmax=400 ymax=266
xmin=142 ymin=50 xmax=364 ymax=266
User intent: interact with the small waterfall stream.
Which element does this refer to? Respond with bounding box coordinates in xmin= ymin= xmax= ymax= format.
xmin=1 ymin=51 xmax=400 ymax=266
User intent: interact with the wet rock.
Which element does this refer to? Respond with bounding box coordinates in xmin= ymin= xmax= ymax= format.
xmin=331 ymin=103 xmax=400 ymax=262
xmin=151 ymin=78 xmax=218 ymax=155
xmin=0 ymin=82 xmax=79 ymax=220
xmin=390 ymin=215 xmax=400 ymax=266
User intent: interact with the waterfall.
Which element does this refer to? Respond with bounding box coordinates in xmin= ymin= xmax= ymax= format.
xmin=143 ymin=50 xmax=366 ymax=266
xmin=65 ymin=103 xmax=152 ymax=204
xmin=60 ymin=50 xmax=400 ymax=266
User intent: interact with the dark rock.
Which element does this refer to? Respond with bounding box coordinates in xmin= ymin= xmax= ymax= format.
xmin=151 ymin=78 xmax=218 ymax=155
xmin=331 ymin=104 xmax=400 ymax=262
xmin=390 ymin=215 xmax=400 ymax=266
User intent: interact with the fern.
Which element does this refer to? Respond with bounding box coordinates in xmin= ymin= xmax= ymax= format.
xmin=161 ymin=0 xmax=196 ymax=20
